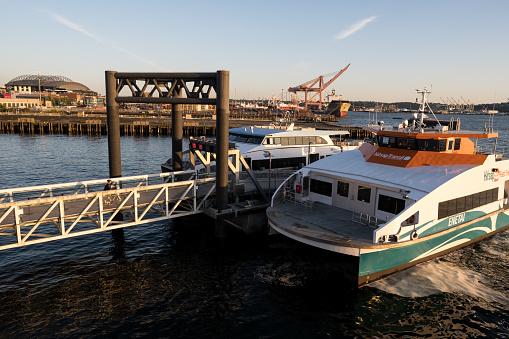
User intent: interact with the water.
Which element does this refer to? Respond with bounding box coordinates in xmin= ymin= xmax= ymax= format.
xmin=0 ymin=113 xmax=508 ymax=338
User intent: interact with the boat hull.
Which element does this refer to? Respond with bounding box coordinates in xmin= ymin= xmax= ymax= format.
xmin=327 ymin=101 xmax=351 ymax=117
xmin=268 ymin=207 xmax=509 ymax=286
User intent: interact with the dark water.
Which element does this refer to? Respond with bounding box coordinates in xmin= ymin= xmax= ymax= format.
xmin=0 ymin=113 xmax=508 ymax=338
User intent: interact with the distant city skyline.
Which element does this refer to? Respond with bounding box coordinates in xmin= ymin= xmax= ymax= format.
xmin=1 ymin=0 xmax=508 ymax=104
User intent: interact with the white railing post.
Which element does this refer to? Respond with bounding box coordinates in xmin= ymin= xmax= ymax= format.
xmin=14 ymin=206 xmax=22 ymax=244
xmin=59 ymin=200 xmax=65 ymax=235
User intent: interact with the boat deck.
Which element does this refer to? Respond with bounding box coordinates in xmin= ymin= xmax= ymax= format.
xmin=267 ymin=201 xmax=376 ymax=248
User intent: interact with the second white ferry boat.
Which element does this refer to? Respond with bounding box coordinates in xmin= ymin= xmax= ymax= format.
xmin=162 ymin=122 xmax=361 ymax=172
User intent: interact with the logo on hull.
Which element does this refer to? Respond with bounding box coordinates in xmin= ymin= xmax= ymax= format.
xmin=448 ymin=212 xmax=465 ymax=226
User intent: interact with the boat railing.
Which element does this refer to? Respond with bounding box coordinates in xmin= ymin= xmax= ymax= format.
xmin=351 ymin=211 xmax=381 ymax=228
xmin=332 ymin=139 xmax=364 ymax=147
xmin=270 ymin=173 xmax=314 ymax=209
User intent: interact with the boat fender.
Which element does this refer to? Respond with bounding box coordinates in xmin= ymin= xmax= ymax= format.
xmin=410 ymin=231 xmax=418 ymax=240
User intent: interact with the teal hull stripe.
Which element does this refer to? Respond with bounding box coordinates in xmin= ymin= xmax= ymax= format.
xmin=358 ymin=213 xmax=505 ymax=276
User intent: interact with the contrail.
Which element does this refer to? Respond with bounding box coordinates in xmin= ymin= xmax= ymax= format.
xmin=48 ymin=11 xmax=99 ymax=41
xmin=335 ymin=16 xmax=377 ymax=40
xmin=46 ymin=10 xmax=161 ymax=68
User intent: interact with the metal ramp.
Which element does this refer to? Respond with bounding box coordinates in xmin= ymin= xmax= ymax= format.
xmin=0 ymin=171 xmax=216 ymax=251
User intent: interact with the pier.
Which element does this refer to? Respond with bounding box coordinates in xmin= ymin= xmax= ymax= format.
xmin=0 ymin=69 xmax=373 ymax=251
xmin=0 ymin=167 xmax=294 ymax=251
xmin=0 ymin=112 xmax=371 ymax=138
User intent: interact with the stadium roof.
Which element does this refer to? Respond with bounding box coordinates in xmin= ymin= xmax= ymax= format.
xmin=5 ymin=74 xmax=92 ymax=93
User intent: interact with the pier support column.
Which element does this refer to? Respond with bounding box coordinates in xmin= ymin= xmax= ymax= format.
xmin=215 ymin=70 xmax=230 ymax=212
xmin=172 ymin=87 xmax=183 ymax=171
xmin=105 ymin=71 xmax=122 ymax=179
xmin=105 ymin=70 xmax=124 ymax=240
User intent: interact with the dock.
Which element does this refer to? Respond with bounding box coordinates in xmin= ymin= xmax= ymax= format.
xmin=0 ymin=69 xmax=374 ymax=252
xmin=0 ymin=111 xmax=372 ymax=138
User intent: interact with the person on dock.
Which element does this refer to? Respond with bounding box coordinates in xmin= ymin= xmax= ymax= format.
xmin=104 ymin=179 xmax=116 ymax=190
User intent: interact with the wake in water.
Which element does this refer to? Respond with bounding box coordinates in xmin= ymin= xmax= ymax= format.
xmin=369 ymin=260 xmax=509 ymax=305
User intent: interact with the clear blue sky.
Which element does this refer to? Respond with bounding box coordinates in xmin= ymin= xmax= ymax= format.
xmin=1 ymin=0 xmax=508 ymax=104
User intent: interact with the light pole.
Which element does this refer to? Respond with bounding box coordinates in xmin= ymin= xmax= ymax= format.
xmin=264 ymin=151 xmax=272 ymax=197
xmin=36 ymin=70 xmax=41 ymax=110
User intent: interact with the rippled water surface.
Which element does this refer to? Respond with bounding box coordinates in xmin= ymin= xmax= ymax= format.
xmin=0 ymin=113 xmax=508 ymax=338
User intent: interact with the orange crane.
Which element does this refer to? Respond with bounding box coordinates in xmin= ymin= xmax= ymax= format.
xmin=288 ymin=63 xmax=350 ymax=110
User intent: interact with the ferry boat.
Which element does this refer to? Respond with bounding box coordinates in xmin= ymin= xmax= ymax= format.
xmin=161 ymin=121 xmax=361 ymax=173
xmin=267 ymin=88 xmax=509 ymax=285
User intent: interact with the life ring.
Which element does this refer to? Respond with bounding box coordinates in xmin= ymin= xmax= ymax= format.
xmin=410 ymin=231 xmax=418 ymax=240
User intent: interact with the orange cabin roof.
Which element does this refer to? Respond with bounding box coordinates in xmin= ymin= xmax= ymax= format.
xmin=359 ymin=143 xmax=488 ymax=168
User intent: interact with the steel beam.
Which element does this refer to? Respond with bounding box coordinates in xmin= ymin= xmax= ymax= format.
xmin=215 ymin=70 xmax=230 ymax=211
xmin=105 ymin=71 xmax=122 ymax=179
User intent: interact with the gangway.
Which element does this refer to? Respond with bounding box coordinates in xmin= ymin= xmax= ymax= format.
xmin=0 ymin=171 xmax=216 ymax=251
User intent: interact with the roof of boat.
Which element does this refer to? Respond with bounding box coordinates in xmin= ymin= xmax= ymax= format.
xmin=229 ymin=126 xmax=349 ymax=137
xmin=304 ymin=149 xmax=479 ymax=199
xmin=364 ymin=126 xmax=498 ymax=139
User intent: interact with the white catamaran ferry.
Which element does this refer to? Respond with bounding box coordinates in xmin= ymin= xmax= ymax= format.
xmin=267 ymin=88 xmax=509 ymax=285
xmin=162 ymin=122 xmax=361 ymax=173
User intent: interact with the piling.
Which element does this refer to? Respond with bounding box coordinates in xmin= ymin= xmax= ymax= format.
xmin=215 ymin=70 xmax=229 ymax=212
xmin=105 ymin=71 xmax=122 ymax=179
xmin=172 ymin=88 xmax=183 ymax=171
xmin=105 ymin=70 xmax=124 ymax=238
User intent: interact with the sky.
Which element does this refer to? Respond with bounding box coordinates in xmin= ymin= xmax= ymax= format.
xmin=1 ymin=0 xmax=508 ymax=104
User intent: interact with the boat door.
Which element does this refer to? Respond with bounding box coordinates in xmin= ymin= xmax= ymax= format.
xmin=505 ymin=180 xmax=509 ymax=205
xmin=332 ymin=179 xmax=351 ymax=209
xmin=349 ymin=183 xmax=375 ymax=215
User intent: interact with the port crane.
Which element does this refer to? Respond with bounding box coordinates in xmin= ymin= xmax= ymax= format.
xmin=288 ymin=64 xmax=350 ymax=110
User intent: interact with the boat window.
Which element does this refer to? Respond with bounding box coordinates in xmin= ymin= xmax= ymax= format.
xmin=454 ymin=139 xmax=461 ymax=150
xmin=438 ymin=202 xmax=448 ymax=220
xmin=397 ymin=138 xmax=409 ymax=149
xmin=379 ymin=136 xmax=389 ymax=146
xmin=264 ymin=138 xmax=273 ymax=145
xmin=295 ymin=136 xmax=304 ymax=145
xmin=456 ymin=196 xmax=465 ymax=212
xmin=303 ymin=176 xmax=309 ymax=193
xmin=448 ymin=140 xmax=454 ymax=150
xmin=378 ymin=136 xmax=397 ymax=147
xmin=316 ymin=137 xmax=327 ymax=144
xmin=274 ymin=137 xmax=281 ymax=145
xmin=310 ymin=179 xmax=332 ymax=197
xmin=464 ymin=195 xmax=473 ymax=210
xmin=438 ymin=188 xmax=498 ymax=219
xmin=357 ymin=186 xmax=371 ymax=203
xmin=447 ymin=199 xmax=457 ymax=216
xmin=337 ymin=181 xmax=349 ymax=197
xmin=229 ymin=134 xmax=263 ymax=144
xmin=479 ymin=190 xmax=487 ymax=205
xmin=472 ymin=192 xmax=481 ymax=208
xmin=417 ymin=139 xmax=438 ymax=151
xmin=439 ymin=140 xmax=447 ymax=152
xmin=281 ymin=137 xmax=289 ymax=146
xmin=378 ymin=194 xmax=405 ymax=214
